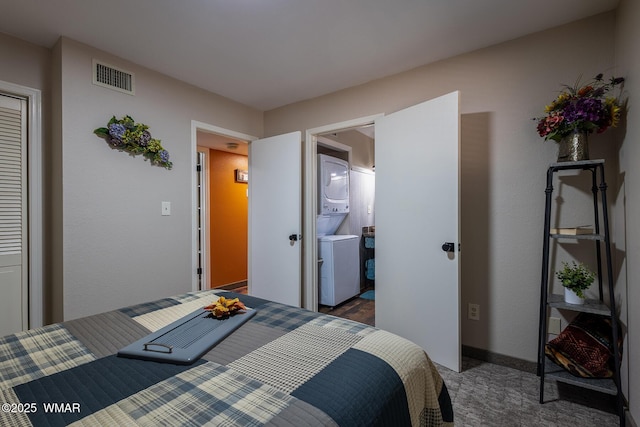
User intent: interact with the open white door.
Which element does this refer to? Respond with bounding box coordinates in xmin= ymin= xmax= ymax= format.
xmin=375 ymin=92 xmax=461 ymax=372
xmin=248 ymin=131 xmax=302 ymax=307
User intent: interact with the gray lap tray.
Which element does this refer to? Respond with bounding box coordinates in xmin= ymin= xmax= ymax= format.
xmin=118 ymin=308 xmax=256 ymax=364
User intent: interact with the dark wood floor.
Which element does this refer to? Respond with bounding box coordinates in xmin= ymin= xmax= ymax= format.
xmin=318 ymin=291 xmax=375 ymax=326
xmin=216 ymin=283 xmax=375 ymax=327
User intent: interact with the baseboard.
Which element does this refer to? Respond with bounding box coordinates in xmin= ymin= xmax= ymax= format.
xmin=462 ymin=345 xmax=537 ymax=374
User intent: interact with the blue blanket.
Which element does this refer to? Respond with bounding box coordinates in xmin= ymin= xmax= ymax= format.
xmin=0 ymin=290 xmax=453 ymax=426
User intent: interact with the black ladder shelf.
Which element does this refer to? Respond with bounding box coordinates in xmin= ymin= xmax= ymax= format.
xmin=537 ymin=159 xmax=625 ymax=426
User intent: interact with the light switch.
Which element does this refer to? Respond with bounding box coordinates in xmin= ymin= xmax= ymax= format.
xmin=162 ymin=201 xmax=171 ymax=216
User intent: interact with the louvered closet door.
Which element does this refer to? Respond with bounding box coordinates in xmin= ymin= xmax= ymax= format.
xmin=0 ymin=94 xmax=27 ymax=337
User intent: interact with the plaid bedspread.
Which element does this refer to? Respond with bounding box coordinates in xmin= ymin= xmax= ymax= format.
xmin=0 ymin=290 xmax=453 ymax=426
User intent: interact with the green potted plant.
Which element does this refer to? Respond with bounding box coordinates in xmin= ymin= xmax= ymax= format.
xmin=556 ymin=261 xmax=595 ymax=305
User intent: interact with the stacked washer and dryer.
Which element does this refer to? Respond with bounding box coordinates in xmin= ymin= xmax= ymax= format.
xmin=317 ymin=154 xmax=360 ymax=306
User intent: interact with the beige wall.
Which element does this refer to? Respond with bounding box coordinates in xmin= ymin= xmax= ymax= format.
xmin=0 ymin=32 xmax=50 ymax=92
xmin=322 ymin=129 xmax=375 ymax=169
xmin=52 ymin=37 xmax=263 ymax=321
xmin=615 ymin=0 xmax=639 ymax=421
xmin=265 ymin=12 xmax=621 ymax=365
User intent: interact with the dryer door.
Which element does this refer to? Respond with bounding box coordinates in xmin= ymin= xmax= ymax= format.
xmin=319 ymin=155 xmax=349 ymax=213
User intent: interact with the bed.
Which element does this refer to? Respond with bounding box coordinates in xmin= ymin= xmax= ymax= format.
xmin=0 ymin=290 xmax=453 ymax=426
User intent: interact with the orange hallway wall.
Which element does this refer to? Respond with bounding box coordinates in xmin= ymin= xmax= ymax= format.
xmin=208 ymin=149 xmax=248 ymax=287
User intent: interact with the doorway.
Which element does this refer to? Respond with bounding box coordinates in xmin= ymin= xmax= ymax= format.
xmin=314 ymin=127 xmax=376 ymax=324
xmin=197 ymin=133 xmax=249 ymax=290
xmin=303 ymin=115 xmax=381 ymax=313
xmin=0 ymin=94 xmax=28 ymax=337
xmin=190 ymin=121 xmax=255 ymax=292
xmin=0 ymin=81 xmax=43 ymax=334
xmin=305 ymin=93 xmax=461 ymax=372
xmin=191 ymin=123 xmax=303 ymax=307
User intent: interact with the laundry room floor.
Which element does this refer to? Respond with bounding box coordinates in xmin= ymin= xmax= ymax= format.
xmin=318 ymin=287 xmax=375 ymax=326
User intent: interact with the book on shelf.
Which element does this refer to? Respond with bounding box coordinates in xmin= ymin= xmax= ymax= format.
xmin=550 ymin=226 xmax=593 ymax=235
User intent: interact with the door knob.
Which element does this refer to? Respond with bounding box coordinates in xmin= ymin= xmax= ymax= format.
xmin=289 ymin=234 xmax=301 ymax=246
xmin=442 ymin=242 xmax=455 ymax=252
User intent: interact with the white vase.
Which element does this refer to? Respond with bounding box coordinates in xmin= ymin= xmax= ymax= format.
xmin=564 ymin=287 xmax=585 ymax=305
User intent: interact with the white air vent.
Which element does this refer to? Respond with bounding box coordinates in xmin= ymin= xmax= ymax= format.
xmin=92 ymin=60 xmax=135 ymax=95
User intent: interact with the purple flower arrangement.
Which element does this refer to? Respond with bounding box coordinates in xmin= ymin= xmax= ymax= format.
xmin=535 ymin=73 xmax=624 ymax=142
xmin=94 ymin=115 xmax=172 ymax=169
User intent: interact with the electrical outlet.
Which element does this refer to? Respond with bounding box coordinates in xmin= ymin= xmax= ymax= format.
xmin=548 ymin=317 xmax=561 ymax=335
xmin=468 ymin=303 xmax=480 ymax=321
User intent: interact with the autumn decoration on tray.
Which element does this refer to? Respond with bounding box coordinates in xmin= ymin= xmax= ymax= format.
xmin=94 ymin=115 xmax=172 ymax=169
xmin=204 ymin=296 xmax=247 ymax=318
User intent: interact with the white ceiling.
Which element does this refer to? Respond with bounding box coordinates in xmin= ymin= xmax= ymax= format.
xmin=0 ymin=0 xmax=618 ymax=111
xmin=197 ymin=130 xmax=248 ymax=155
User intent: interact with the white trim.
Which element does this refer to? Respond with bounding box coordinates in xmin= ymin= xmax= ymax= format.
xmin=303 ymin=113 xmax=383 ymax=311
xmin=0 ymin=80 xmax=43 ymax=329
xmin=192 ymin=121 xmax=258 ymax=143
xmin=302 ymin=133 xmax=317 ymax=311
xmin=196 ymin=148 xmax=210 ymax=290
xmin=307 ymin=114 xmax=383 ymax=136
xmin=190 ymin=120 xmax=256 ymax=292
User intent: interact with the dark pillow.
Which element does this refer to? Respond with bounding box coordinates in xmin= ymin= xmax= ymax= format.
xmin=545 ymin=313 xmax=622 ymax=378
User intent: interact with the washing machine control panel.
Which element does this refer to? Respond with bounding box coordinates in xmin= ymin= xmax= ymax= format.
xmin=323 ymin=204 xmax=349 ymax=213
